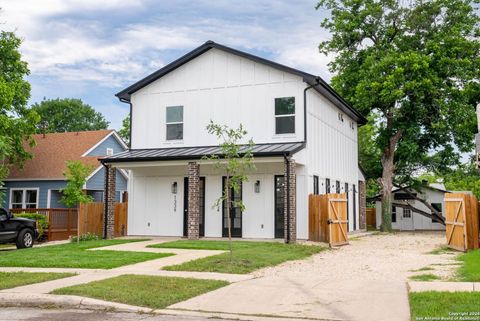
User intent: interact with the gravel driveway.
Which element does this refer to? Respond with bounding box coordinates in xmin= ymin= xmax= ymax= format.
xmin=170 ymin=232 xmax=458 ymax=321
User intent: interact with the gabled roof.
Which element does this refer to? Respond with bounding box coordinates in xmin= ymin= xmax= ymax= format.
xmin=102 ymin=142 xmax=304 ymax=163
xmin=7 ymin=130 xmax=117 ymax=180
xmin=116 ymin=40 xmax=366 ymax=124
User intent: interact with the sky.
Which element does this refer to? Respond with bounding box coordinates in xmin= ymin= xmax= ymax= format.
xmin=0 ymin=0 xmax=333 ymax=130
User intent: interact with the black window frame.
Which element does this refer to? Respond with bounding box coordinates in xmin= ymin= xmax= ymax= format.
xmin=325 ymin=178 xmax=330 ymax=194
xmin=274 ymin=97 xmax=295 ymax=135
xmin=313 ymin=176 xmax=319 ymax=195
xmin=166 ymin=105 xmax=184 ymax=140
xmin=392 ymin=205 xmax=397 ymax=223
xmin=336 ymin=181 xmax=340 ymax=193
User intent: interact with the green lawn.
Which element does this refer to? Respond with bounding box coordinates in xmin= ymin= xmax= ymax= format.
xmin=0 ymin=272 xmax=75 ymax=290
xmin=409 ymin=291 xmax=480 ymax=320
xmin=151 ymin=240 xmax=325 ymax=274
xmin=457 ymin=249 xmax=480 ymax=281
xmin=0 ymin=239 xmax=172 ymax=269
xmin=53 ymin=274 xmax=228 ymax=309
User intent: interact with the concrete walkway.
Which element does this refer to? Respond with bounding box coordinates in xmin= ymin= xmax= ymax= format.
xmin=409 ymin=281 xmax=480 ymax=292
xmin=0 ymin=238 xmax=251 ymax=295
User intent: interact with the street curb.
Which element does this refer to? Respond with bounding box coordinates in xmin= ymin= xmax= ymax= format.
xmin=0 ymin=293 xmax=153 ymax=313
xmin=0 ymin=293 xmax=335 ymax=321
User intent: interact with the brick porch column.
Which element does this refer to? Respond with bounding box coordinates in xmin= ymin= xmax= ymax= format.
xmin=103 ymin=164 xmax=116 ymax=239
xmin=284 ymin=156 xmax=296 ymax=243
xmin=187 ymin=162 xmax=200 ymax=240
xmin=359 ymin=180 xmax=367 ymax=230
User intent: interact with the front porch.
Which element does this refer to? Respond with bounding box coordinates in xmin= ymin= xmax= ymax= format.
xmin=102 ymin=143 xmax=303 ymax=243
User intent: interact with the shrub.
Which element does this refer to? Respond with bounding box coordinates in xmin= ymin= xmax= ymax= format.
xmin=14 ymin=213 xmax=48 ymax=240
xmin=70 ymin=232 xmax=101 ymax=243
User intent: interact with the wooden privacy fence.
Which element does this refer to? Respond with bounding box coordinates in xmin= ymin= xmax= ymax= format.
xmin=366 ymin=208 xmax=376 ymax=227
xmin=309 ymin=193 xmax=349 ymax=247
xmin=10 ymin=203 xmax=128 ymax=241
xmin=77 ymin=202 xmax=128 ymax=237
xmin=444 ymin=193 xmax=479 ymax=252
xmin=10 ymin=208 xmax=78 ymax=241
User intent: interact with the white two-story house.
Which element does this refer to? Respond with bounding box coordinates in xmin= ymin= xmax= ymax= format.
xmin=102 ymin=41 xmax=366 ymax=242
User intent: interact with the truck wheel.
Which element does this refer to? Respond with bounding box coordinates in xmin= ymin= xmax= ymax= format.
xmin=16 ymin=229 xmax=34 ymax=249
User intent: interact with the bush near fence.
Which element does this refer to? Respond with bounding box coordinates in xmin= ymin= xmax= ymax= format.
xmin=14 ymin=213 xmax=49 ymax=240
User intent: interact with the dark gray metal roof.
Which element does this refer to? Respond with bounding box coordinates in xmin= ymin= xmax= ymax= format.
xmin=102 ymin=142 xmax=305 ymax=163
xmin=115 ymin=40 xmax=367 ymax=125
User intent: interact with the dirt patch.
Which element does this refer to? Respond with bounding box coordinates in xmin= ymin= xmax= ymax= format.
xmin=254 ymin=231 xmax=459 ymax=281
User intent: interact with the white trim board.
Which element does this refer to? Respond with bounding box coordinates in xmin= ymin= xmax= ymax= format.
xmin=9 ymin=187 xmax=40 ymax=209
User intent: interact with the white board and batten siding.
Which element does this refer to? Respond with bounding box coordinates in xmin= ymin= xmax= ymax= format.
xmin=125 ymin=47 xmax=361 ymax=239
xmin=130 ymin=48 xmax=306 ymax=149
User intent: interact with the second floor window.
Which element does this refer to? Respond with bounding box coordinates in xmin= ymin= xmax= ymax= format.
xmin=166 ymin=106 xmax=183 ymax=140
xmin=275 ymin=97 xmax=295 ymax=134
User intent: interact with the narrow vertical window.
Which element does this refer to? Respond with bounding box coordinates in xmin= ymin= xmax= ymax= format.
xmin=392 ymin=205 xmax=397 ymax=223
xmin=275 ymin=97 xmax=295 ymax=134
xmin=325 ymin=178 xmax=330 ymax=194
xmin=313 ymin=176 xmax=319 ymax=195
xmin=336 ymin=180 xmax=340 ymax=193
xmin=166 ymin=106 xmax=183 ymax=140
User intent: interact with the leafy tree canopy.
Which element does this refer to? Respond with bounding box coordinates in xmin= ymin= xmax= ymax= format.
xmin=0 ymin=30 xmax=40 ymax=200
xmin=31 ymin=98 xmax=109 ymax=133
xmin=118 ymin=114 xmax=130 ymax=146
xmin=317 ymin=0 xmax=480 ymax=230
xmin=60 ymin=161 xmax=94 ymax=208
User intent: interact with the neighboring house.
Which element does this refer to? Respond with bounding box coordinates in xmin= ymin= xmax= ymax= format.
xmin=373 ymin=184 xmax=448 ymax=231
xmin=3 ymin=130 xmax=128 ymax=210
xmin=102 ymin=41 xmax=367 ymax=241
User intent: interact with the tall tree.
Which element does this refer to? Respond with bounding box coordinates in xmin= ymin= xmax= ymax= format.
xmin=31 ymin=98 xmax=109 ymax=133
xmin=0 ymin=30 xmax=40 ymax=201
xmin=316 ymin=0 xmax=479 ymax=231
xmin=204 ymin=121 xmax=255 ymax=260
xmin=118 ymin=114 xmax=130 ymax=146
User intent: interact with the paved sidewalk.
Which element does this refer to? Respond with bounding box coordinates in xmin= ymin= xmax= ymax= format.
xmin=0 ymin=239 xmax=251 ymax=294
xmin=409 ymin=281 xmax=480 ymax=292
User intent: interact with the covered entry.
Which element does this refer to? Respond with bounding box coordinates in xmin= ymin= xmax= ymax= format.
xmin=102 ymin=142 xmax=302 ymax=242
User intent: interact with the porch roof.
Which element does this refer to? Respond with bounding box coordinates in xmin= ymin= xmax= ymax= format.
xmin=101 ymin=142 xmax=304 ymax=163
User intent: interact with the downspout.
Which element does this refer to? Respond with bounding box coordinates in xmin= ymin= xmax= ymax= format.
xmin=102 ymin=162 xmax=109 ymax=239
xmin=120 ymin=98 xmax=132 ymax=148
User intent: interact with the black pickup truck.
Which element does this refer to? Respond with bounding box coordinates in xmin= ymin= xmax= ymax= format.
xmin=0 ymin=208 xmax=38 ymax=249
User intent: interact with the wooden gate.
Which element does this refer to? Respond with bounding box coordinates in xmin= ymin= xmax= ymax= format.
xmin=309 ymin=193 xmax=348 ymax=246
xmin=444 ymin=193 xmax=479 ymax=252
xmin=366 ymin=208 xmax=376 ymax=228
xmin=114 ymin=202 xmax=128 ymax=237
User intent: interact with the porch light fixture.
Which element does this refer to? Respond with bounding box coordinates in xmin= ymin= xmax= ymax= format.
xmin=254 ymin=180 xmax=261 ymax=193
xmin=171 ymin=182 xmax=177 ymax=194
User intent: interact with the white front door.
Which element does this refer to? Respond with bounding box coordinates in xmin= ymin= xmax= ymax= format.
xmin=400 ymin=208 xmax=414 ymax=230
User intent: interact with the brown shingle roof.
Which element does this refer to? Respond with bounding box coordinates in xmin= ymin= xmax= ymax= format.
xmin=8 ymin=130 xmax=113 ymax=180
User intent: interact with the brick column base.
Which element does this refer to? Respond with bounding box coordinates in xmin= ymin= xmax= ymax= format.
xmin=359 ymin=180 xmax=367 ymax=230
xmin=187 ymin=162 xmax=200 ymax=240
xmin=284 ymin=157 xmax=296 ymax=243
xmin=103 ymin=164 xmax=116 ymax=239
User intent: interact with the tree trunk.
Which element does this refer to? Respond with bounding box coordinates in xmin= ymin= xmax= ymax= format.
xmin=225 ymin=175 xmax=233 ymax=262
xmin=380 ymin=130 xmax=402 ymax=232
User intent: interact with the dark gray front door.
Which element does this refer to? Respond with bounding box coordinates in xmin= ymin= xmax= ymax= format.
xmin=222 ymin=177 xmax=242 ymax=238
xmin=274 ymin=175 xmax=285 ymax=239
